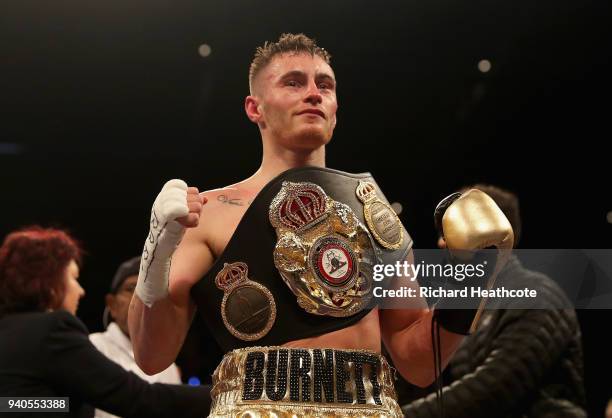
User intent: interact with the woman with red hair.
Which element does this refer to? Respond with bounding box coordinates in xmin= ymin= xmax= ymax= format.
xmin=0 ymin=226 xmax=210 ymax=418
xmin=0 ymin=227 xmax=84 ymax=316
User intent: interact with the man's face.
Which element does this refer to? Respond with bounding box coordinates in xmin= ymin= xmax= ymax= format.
xmin=249 ymin=53 xmax=338 ymax=150
xmin=106 ymin=275 xmax=138 ymax=337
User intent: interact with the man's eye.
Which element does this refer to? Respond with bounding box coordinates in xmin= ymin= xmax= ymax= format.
xmin=319 ymin=83 xmax=329 ymax=89
xmin=286 ymin=80 xmax=300 ymax=87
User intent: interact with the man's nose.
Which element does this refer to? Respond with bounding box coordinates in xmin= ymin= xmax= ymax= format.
xmin=304 ymin=80 xmax=322 ymax=105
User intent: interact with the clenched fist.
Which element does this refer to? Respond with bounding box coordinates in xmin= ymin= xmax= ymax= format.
xmin=135 ymin=179 xmax=207 ymax=307
xmin=153 ymin=180 xmax=207 ymax=230
xmin=177 ymin=186 xmax=207 ymax=228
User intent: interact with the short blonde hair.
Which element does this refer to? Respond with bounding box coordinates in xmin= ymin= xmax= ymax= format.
xmin=249 ymin=33 xmax=331 ymax=90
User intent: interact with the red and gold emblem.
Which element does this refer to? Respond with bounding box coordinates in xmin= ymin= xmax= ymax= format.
xmin=269 ymin=182 xmax=378 ymax=316
xmin=309 ymin=236 xmax=356 ymax=290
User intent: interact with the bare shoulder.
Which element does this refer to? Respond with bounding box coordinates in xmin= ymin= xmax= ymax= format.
xmin=199 ymin=182 xmax=258 ymax=221
xmin=201 ymin=185 xmax=257 ymax=210
xmin=189 ymin=183 xmax=258 ymax=251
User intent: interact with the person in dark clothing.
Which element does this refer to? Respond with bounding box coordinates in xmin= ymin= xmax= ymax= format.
xmin=401 ymin=185 xmax=586 ymax=418
xmin=0 ymin=226 xmax=211 ymax=418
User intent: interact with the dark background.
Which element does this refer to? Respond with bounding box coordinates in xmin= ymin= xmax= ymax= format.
xmin=2 ymin=0 xmax=611 ymax=415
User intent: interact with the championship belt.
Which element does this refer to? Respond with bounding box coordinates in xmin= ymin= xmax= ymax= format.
xmin=191 ymin=166 xmax=413 ymax=352
xmin=270 ymin=181 xmax=378 ymax=316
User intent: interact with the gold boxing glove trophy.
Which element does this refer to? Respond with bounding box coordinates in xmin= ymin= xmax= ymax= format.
xmin=433 ymin=189 xmax=514 ymax=334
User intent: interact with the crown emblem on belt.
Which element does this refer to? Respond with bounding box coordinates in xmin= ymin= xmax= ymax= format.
xmin=215 ymin=261 xmax=249 ymax=290
xmin=270 ymin=182 xmax=329 ymax=230
xmin=355 ymin=180 xmax=377 ymax=203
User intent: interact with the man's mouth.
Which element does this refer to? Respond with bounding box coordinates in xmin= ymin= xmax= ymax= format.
xmin=297 ymin=109 xmax=326 ymax=119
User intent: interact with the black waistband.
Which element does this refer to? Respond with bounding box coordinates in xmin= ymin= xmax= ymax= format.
xmin=241 ymin=348 xmax=384 ymax=405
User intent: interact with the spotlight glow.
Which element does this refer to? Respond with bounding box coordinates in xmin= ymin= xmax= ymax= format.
xmin=198 ymin=44 xmax=212 ymax=58
xmin=478 ymin=59 xmax=492 ymax=73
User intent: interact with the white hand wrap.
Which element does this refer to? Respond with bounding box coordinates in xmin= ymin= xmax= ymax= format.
xmin=135 ymin=179 xmax=189 ymax=307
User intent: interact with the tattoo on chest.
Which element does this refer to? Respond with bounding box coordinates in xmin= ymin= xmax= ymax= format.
xmin=218 ymin=194 xmax=252 ymax=206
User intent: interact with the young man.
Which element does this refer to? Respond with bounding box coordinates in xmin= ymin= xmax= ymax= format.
xmin=128 ymin=34 xmax=514 ymax=417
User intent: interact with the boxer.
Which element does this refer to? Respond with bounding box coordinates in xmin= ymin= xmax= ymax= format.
xmin=128 ymin=33 xmax=513 ymax=418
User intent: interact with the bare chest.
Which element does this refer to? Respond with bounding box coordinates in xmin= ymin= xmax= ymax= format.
xmin=206 ymin=193 xmax=254 ymax=259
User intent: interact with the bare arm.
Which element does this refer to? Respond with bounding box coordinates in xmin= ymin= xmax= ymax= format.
xmin=128 ymin=185 xmax=213 ymax=375
xmin=128 ymin=227 xmax=214 ymax=374
xmin=380 ymin=249 xmax=464 ymax=388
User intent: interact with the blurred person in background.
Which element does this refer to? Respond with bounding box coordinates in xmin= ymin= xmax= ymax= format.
xmin=400 ymin=185 xmax=586 ymax=418
xmin=90 ymin=256 xmax=182 ymax=418
xmin=0 ymin=226 xmax=210 ymax=418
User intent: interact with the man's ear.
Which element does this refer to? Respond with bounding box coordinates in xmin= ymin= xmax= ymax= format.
xmin=245 ymin=96 xmax=262 ymax=123
xmin=105 ymin=294 xmax=116 ymax=315
xmin=332 ymin=113 xmax=337 ymax=130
